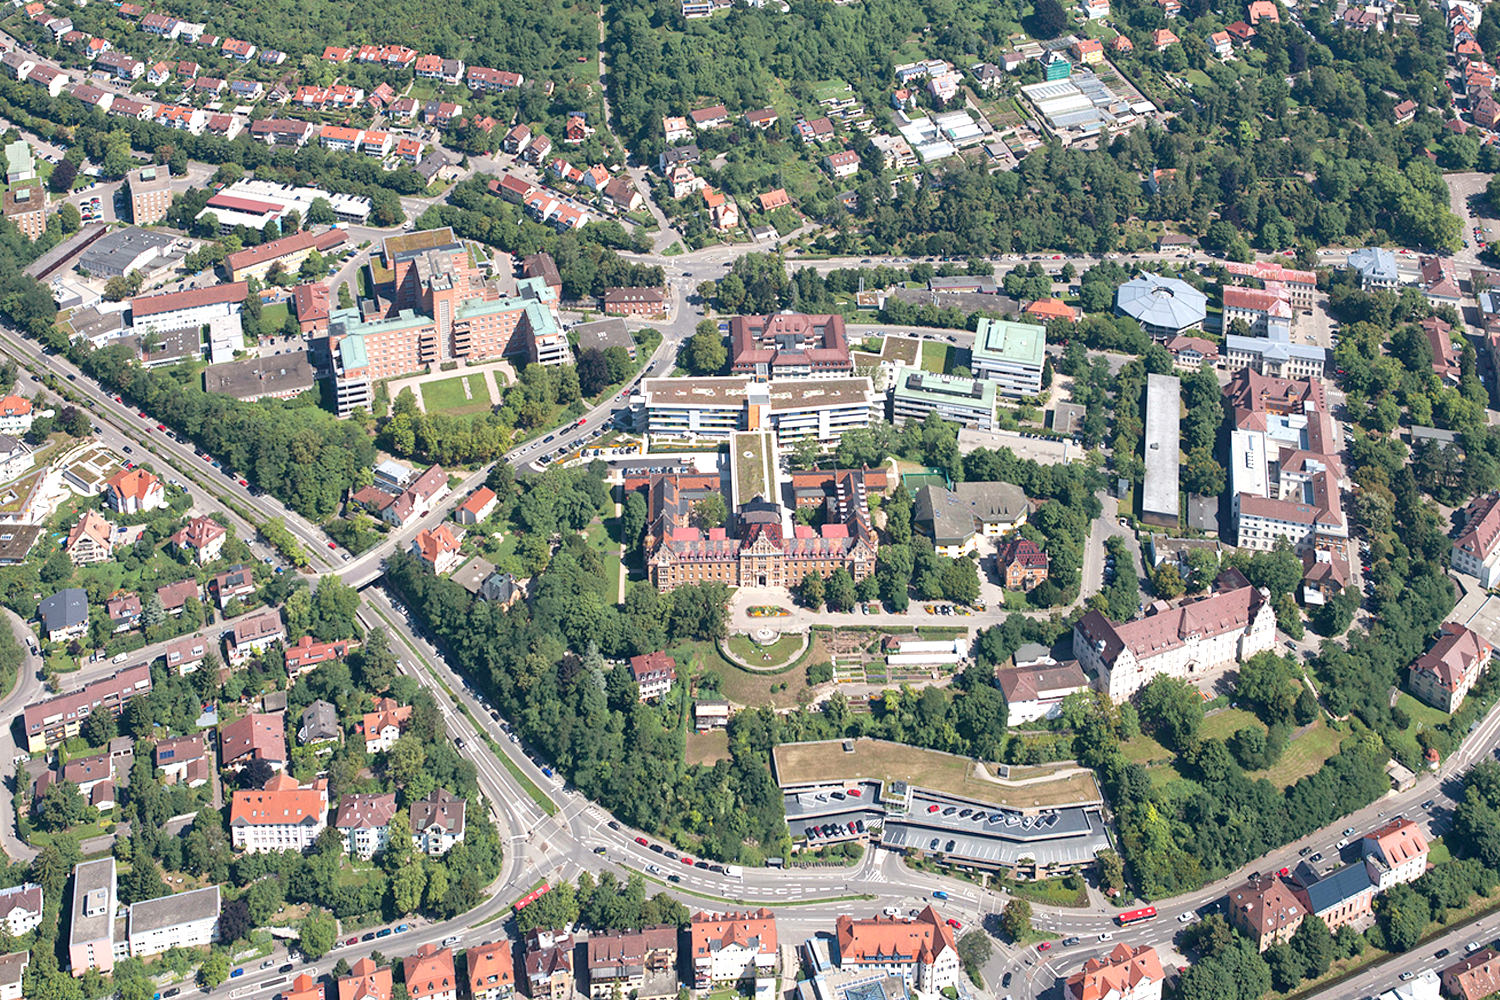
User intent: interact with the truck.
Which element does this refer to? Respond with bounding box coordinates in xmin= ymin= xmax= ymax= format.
xmin=723 ymin=865 xmax=742 ymax=879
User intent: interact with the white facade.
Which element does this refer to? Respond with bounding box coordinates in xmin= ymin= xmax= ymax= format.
xmin=128 ymin=886 xmax=219 ymax=957
xmin=0 ymin=885 xmax=42 ymax=936
xmin=343 ymin=823 xmax=391 ymax=860
xmin=1074 ymin=591 xmax=1277 ymax=702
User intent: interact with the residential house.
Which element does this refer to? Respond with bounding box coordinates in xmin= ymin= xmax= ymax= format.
xmin=1209 ymin=30 xmax=1233 ymax=56
xmin=412 ymin=525 xmax=463 ymax=575
xmin=339 ymin=959 xmax=392 ymax=1000
xmin=362 ymin=697 xmax=412 ymax=754
xmin=996 ymin=537 xmax=1049 ymax=591
xmin=603 ymin=287 xmax=666 ymax=317
xmin=213 ymin=565 xmax=256 ymax=609
xmin=524 ymin=930 xmax=575 ymax=1000
xmin=0 ymin=953 xmax=24 ymax=1000
xmin=411 ymin=787 xmax=466 ymax=855
xmin=104 ymin=468 xmax=165 ymax=514
xmin=689 ymin=909 xmax=776 ymax=990
xmin=1247 ymin=0 xmax=1279 ymax=22
xmin=226 ymin=607 xmax=286 ymax=666
xmin=1361 ymin=818 xmax=1429 ymax=891
xmin=1226 ymin=876 xmax=1304 ymax=951
xmin=285 ymin=636 xmax=353 ymax=679
xmin=1165 ymin=334 xmax=1220 ymax=370
xmin=405 ymin=945 xmax=458 ymax=1000
xmin=1153 ymin=28 xmax=1179 ymax=49
xmin=156 ymin=579 xmax=200 ymax=617
xmin=38 ymin=588 xmax=89 ymax=643
xmin=1452 ymin=491 xmax=1500 ymax=587
xmin=105 ymin=592 xmax=141 ymax=633
xmin=0 ymin=885 xmax=42 ymax=936
xmin=297 ymin=700 xmax=341 ymax=747
xmin=586 ymin=926 xmax=678 ymax=1000
xmin=335 ymin=792 xmax=397 ymax=859
xmin=164 ymin=635 xmax=208 ymax=675
xmin=1064 ymin=944 xmax=1164 ymax=1000
xmin=1443 ymin=951 xmax=1500 ymax=1000
xmin=154 ymin=734 xmax=210 ymax=787
xmin=913 ymin=481 xmax=1029 ymax=557
xmin=1409 ymin=621 xmax=1493 ymax=713
xmin=689 ymin=105 xmax=729 ymax=129
xmin=629 ymin=651 xmax=677 ymax=701
xmin=823 ymin=150 xmax=860 ymax=179
xmin=219 ymin=712 xmax=286 ymax=771
xmin=456 ymin=487 xmax=498 ymax=525
xmin=170 ymin=516 xmax=227 ymax=564
xmin=467 ymin=940 xmax=516 ymax=1000
xmin=66 ymin=510 xmax=113 ymax=565
xmin=23 ymin=664 xmax=151 ymax=752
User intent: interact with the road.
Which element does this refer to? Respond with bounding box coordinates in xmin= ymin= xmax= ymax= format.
xmin=0 ymin=609 xmax=43 ymax=863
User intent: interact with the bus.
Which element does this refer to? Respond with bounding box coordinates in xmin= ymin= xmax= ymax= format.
xmin=514 ymin=883 xmax=552 ymax=914
xmin=1116 ymin=906 xmax=1158 ymax=926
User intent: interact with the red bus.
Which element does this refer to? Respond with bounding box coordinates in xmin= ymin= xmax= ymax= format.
xmin=1116 ymin=906 xmax=1158 ymax=926
xmin=514 ymin=883 xmax=551 ymax=913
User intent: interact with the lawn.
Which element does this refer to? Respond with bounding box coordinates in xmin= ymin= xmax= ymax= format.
xmin=1199 ymin=706 xmax=1262 ymax=742
xmin=772 ymin=738 xmax=1103 ymax=808
xmin=921 ymin=341 xmax=955 ymax=374
xmin=725 ymin=632 xmax=805 ymax=668
xmin=584 ymin=517 xmax=623 ymax=604
xmin=675 ymin=638 xmax=817 ymax=710
xmin=686 ymin=729 xmax=730 ymax=766
xmin=1250 ymin=719 xmax=1344 ymax=788
xmin=260 ymin=302 xmax=290 ymax=330
xmin=422 ymin=374 xmax=491 ymax=417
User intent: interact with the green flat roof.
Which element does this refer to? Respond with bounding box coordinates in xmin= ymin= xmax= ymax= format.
xmin=892 ymin=369 xmax=997 ymax=408
xmin=4 ymin=141 xmax=34 ymax=177
xmin=972 ymin=318 xmax=1046 ymax=366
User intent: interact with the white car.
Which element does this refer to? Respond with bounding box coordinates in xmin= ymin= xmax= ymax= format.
xmin=1177 ymin=912 xmax=1195 ymax=923
xmin=1098 ymin=932 xmax=1113 ymax=942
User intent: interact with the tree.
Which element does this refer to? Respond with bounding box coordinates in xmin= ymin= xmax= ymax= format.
xmin=825 ymin=568 xmax=856 ymax=612
xmin=799 ymin=572 xmax=825 ymax=610
xmin=299 ymin=908 xmax=337 ymax=959
xmin=956 ymin=931 xmax=991 ymax=987
xmin=622 ymin=491 xmax=647 ymax=551
xmin=1290 ymin=915 xmax=1334 ymax=979
xmin=199 ymin=951 xmax=229 ymax=988
xmin=1263 ymin=943 xmax=1306 ymax=993
xmin=685 ymin=324 xmax=727 ymax=375
xmin=1375 ymin=883 xmax=1430 ymax=952
xmin=1136 ymin=676 xmax=1203 ymax=750
xmin=218 ymin=899 xmax=251 ymax=944
xmin=998 ymin=899 xmax=1032 ymax=941
xmin=1151 ymin=562 xmax=1186 ymax=599
xmin=58 ymin=202 xmax=81 ymax=235
xmin=692 ymin=494 xmax=726 ymax=529
xmin=1029 ymin=0 xmax=1069 ymax=37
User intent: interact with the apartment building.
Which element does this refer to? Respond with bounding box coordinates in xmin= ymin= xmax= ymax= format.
xmin=68 ymin=858 xmax=123 ymax=976
xmin=970 ymin=318 xmax=1046 ymax=397
xmin=1226 ymin=875 xmax=1303 ymax=951
xmin=1409 ymin=622 xmax=1494 ymax=713
xmin=889 ymin=368 xmax=997 ymax=430
xmin=219 ymin=711 xmax=287 ymax=770
xmin=405 ymin=945 xmax=458 ymax=1000
xmin=0 ymin=884 xmax=42 ymax=936
xmin=3 ymin=183 xmax=46 ymax=240
xmin=226 ymin=608 xmax=287 ymax=666
xmin=127 ymin=165 xmax=172 ymax=224
xmin=628 ymin=651 xmax=677 ymax=701
xmin=230 ymin=773 xmax=328 ymax=853
xmin=411 ymin=787 xmax=467 ymax=855
xmin=586 ymin=926 xmax=678 ymax=1000
xmin=24 ymin=664 xmax=152 ymax=752
xmin=1453 ymin=491 xmax=1500 ymax=587
xmin=690 ymin=909 xmax=777 ymax=990
xmin=224 ymin=228 xmax=346 ymax=282
xmin=467 ymin=940 xmax=516 ymax=1000
xmin=335 ymin=793 xmax=398 ymax=859
xmin=1225 ymin=261 xmax=1316 ymax=311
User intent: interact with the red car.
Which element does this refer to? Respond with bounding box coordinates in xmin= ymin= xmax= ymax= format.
xmin=946 ymin=919 xmax=962 ymax=930
xmin=156 ymin=424 xmax=165 ymax=431
xmin=345 ymin=938 xmax=357 ymax=946
xmin=1278 ymin=867 xmax=1290 ymax=877
xmin=238 ymin=479 xmax=248 ymax=487
xmin=1037 ymin=942 xmax=1052 ymax=952
xmin=680 ymin=856 xmax=693 ymax=866
xmin=327 ymin=541 xmax=337 ymax=549
xmin=138 ymin=412 xmax=147 ymax=418
xmin=635 ymin=837 xmax=649 ymax=847
xmin=202 ymin=454 xmax=212 ymax=462
xmin=928 ymin=804 xmax=940 ymax=813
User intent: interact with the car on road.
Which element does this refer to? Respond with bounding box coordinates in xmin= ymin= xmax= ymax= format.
xmin=345 ymin=938 xmax=358 ymax=946
xmin=1098 ymin=932 xmax=1113 ymax=942
xmin=646 ymin=864 xmax=662 ymax=874
xmin=1062 ymin=938 xmax=1079 ymax=947
xmin=680 ymin=856 xmax=694 ymax=865
xmin=946 ymin=919 xmax=962 ymax=930
xmin=1277 ymin=867 xmax=1290 ymax=877
xmin=1400 ymin=972 xmax=1415 ymax=982
xmin=1310 ymin=852 xmax=1323 ymax=862
xmin=1002 ymin=974 xmax=1012 ymax=988
xmin=1422 ymin=800 xmax=1436 ymax=810
xmin=1036 ymin=942 xmax=1051 ymax=952
xmin=279 ymin=965 xmax=293 ymax=974
xmin=1435 ymin=949 xmax=1450 ymax=959
xmin=362 ymin=933 xmax=376 ymax=941
xmin=230 ymin=969 xmax=244 ymax=979
xmin=932 ymin=890 xmax=948 ymax=900
xmin=667 ymin=874 xmax=681 ymax=883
